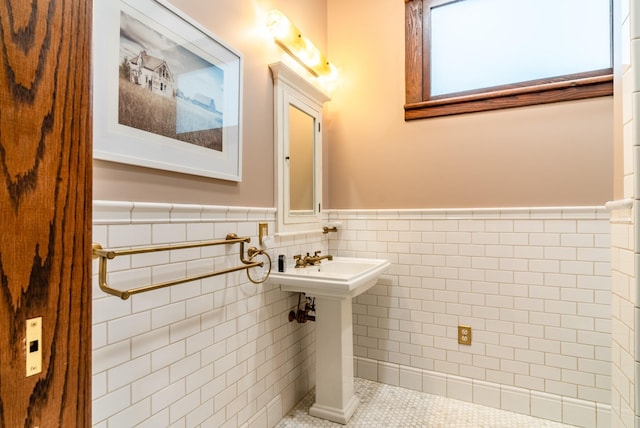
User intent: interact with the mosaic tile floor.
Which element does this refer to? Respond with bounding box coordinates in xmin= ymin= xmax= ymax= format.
xmin=275 ymin=378 xmax=576 ymax=428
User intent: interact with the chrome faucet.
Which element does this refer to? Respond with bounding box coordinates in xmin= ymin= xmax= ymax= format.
xmin=294 ymin=251 xmax=333 ymax=268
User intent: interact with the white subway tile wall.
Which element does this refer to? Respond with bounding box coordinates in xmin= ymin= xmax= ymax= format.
xmin=614 ymin=0 xmax=640 ymax=427
xmin=92 ymin=201 xmax=324 ymax=428
xmin=329 ymin=207 xmax=611 ymax=428
xmin=609 ymin=200 xmax=636 ymax=428
xmin=616 ymin=0 xmax=640 ymax=426
xmin=93 ymin=203 xmax=614 ymax=427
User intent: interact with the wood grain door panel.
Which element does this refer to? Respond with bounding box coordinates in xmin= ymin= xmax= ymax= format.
xmin=0 ymin=0 xmax=92 ymax=426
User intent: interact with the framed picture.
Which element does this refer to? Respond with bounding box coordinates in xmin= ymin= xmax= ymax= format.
xmin=93 ymin=0 xmax=243 ymax=181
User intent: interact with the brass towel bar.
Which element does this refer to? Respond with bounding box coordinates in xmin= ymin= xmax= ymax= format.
xmin=92 ymin=233 xmax=271 ymax=300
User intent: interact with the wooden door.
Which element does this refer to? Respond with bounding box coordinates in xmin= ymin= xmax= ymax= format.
xmin=0 ymin=0 xmax=92 ymax=426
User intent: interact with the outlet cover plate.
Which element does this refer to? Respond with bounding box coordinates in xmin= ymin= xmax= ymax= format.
xmin=458 ymin=325 xmax=472 ymax=345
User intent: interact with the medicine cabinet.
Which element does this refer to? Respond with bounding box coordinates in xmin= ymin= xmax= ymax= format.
xmin=269 ymin=62 xmax=330 ymax=234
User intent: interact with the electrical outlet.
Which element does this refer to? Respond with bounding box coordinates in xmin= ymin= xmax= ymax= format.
xmin=26 ymin=317 xmax=42 ymax=377
xmin=458 ymin=325 xmax=471 ymax=345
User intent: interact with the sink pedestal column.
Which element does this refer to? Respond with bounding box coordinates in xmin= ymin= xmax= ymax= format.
xmin=309 ymin=296 xmax=359 ymax=424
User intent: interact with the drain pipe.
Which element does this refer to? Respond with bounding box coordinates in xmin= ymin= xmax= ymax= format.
xmin=288 ymin=293 xmax=316 ymax=323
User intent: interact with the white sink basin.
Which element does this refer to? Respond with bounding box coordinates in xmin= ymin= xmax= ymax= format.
xmin=269 ymin=257 xmax=391 ymax=298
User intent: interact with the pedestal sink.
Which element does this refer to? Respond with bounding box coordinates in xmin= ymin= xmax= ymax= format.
xmin=269 ymin=257 xmax=391 ymax=424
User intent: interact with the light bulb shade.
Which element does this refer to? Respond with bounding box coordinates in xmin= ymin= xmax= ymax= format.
xmin=266 ymin=9 xmax=333 ymax=77
xmin=266 ymin=10 xmax=293 ymax=40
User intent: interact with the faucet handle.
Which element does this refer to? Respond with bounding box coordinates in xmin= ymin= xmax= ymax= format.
xmin=314 ymin=250 xmax=322 ymax=256
xmin=293 ymin=254 xmax=306 ymax=268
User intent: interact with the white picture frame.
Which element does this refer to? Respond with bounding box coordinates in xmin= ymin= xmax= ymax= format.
xmin=93 ymin=0 xmax=243 ymax=181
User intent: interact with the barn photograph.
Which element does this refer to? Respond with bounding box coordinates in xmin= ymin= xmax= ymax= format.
xmin=118 ymin=10 xmax=224 ymax=151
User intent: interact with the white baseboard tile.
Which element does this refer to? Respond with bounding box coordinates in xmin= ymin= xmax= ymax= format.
xmin=447 ymin=374 xmax=472 ymax=402
xmin=266 ymin=396 xmax=283 ymax=428
xmin=596 ymin=403 xmax=611 ymax=428
xmin=399 ymin=365 xmax=423 ymax=392
xmin=247 ymin=388 xmax=310 ymax=428
xmin=378 ymin=361 xmax=400 ymax=386
xmin=422 ymin=370 xmax=447 ymax=396
xmin=280 ymin=382 xmax=297 ymax=421
xmin=562 ymin=397 xmax=596 ymax=428
xmin=245 ymin=408 xmax=267 ymax=428
xmin=472 ymin=379 xmax=500 ymax=409
xmin=501 ymin=384 xmax=530 ymax=416
xmin=355 ymin=357 xmax=378 ymax=381
xmin=530 ymin=390 xmax=562 ymax=423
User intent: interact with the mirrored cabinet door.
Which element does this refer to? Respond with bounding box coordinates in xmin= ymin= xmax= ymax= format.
xmin=270 ymin=62 xmax=330 ymax=234
xmin=287 ymin=102 xmax=316 ymax=216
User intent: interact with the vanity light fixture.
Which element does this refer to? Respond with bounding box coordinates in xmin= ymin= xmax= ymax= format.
xmin=266 ymin=9 xmax=337 ymax=78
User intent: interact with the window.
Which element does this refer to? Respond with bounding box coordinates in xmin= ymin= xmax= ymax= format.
xmin=405 ymin=0 xmax=613 ymax=120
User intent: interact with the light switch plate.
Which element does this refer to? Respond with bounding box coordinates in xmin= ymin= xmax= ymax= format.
xmin=26 ymin=317 xmax=42 ymax=377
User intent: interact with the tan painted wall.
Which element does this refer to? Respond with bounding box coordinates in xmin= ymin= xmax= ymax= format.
xmin=326 ymin=0 xmax=614 ymax=209
xmin=612 ymin=0 xmax=624 ymax=200
xmin=94 ymin=1 xmax=614 ymax=210
xmin=93 ymin=0 xmax=328 ymax=207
